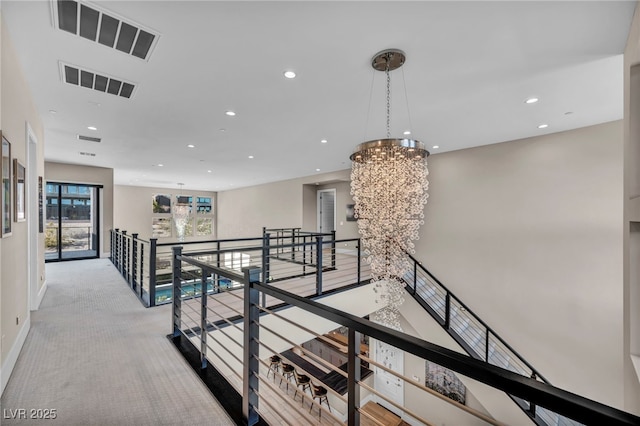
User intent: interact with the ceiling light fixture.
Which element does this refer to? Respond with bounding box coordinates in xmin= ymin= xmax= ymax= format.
xmin=403 ymin=130 xmax=411 ymax=135
xmin=225 ymin=111 xmax=236 ymax=116
xmin=316 ymin=168 xmax=321 ymax=172
xmin=49 ymin=110 xmax=57 ymax=114
xmin=87 ymin=126 xmax=97 ymax=131
xmin=432 ymin=145 xmax=439 ymax=149
xmin=350 ymin=49 xmax=430 ymax=329
xmin=187 ymin=144 xmax=195 ymax=148
xmin=157 ymin=163 xmax=164 ymax=167
xmin=283 ymin=70 xmax=296 ymax=79
xmin=248 ymin=155 xmax=254 ymax=159
xmin=525 ymin=97 xmax=539 ymax=104
xmin=321 ymin=139 xmax=328 ymax=144
xmin=538 ymin=124 xmax=549 ymax=129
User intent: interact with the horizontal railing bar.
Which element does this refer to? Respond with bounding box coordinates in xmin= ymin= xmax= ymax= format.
xmin=360 ymin=353 xmax=503 ymax=426
xmin=357 ymin=380 xmax=436 ymax=426
xmin=407 ymin=253 xmax=547 ymax=383
xmin=177 ymin=255 xmax=245 ymax=282
xmin=252 ymin=281 xmax=640 ymax=426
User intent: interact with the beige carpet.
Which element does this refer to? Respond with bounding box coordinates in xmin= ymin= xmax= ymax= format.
xmin=0 ymin=259 xmax=234 ymax=426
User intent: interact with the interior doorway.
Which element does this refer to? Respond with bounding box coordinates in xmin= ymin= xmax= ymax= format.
xmin=45 ymin=182 xmax=102 ymax=262
xmin=26 ymin=124 xmax=40 ymax=309
xmin=317 ymin=189 xmax=336 ymax=234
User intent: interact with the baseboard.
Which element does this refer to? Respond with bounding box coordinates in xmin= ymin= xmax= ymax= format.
xmin=34 ymin=280 xmax=48 ymax=310
xmin=1 ymin=315 xmax=31 ymax=396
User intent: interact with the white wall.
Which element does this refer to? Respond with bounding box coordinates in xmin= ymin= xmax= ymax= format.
xmin=417 ymin=121 xmax=625 ymax=409
xmin=1 ymin=14 xmax=46 ymax=395
xmin=623 ymin=1 xmax=640 ymax=414
xmin=217 ymin=170 xmax=351 ymax=239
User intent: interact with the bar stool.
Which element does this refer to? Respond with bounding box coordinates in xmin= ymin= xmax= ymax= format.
xmin=280 ymin=363 xmax=295 ymax=390
xmin=293 ymin=369 xmax=311 ymax=403
xmin=309 ymin=383 xmax=330 ymax=418
xmin=267 ymin=355 xmax=281 ymax=380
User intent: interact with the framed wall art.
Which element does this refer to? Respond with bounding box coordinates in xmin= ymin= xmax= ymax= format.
xmin=152 ymin=194 xmax=171 ymax=214
xmin=1 ymin=134 xmax=12 ymax=237
xmin=14 ymin=159 xmax=25 ymax=222
xmin=38 ymin=176 xmax=44 ymax=233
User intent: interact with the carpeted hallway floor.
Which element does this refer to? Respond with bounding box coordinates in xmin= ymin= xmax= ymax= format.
xmin=0 ymin=259 xmax=234 ymax=426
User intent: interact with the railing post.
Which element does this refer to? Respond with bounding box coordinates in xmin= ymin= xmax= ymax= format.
xmin=485 ymin=330 xmax=490 ymax=362
xmin=413 ymin=260 xmax=418 ymax=294
xmin=316 ymin=235 xmax=323 ymax=295
xmin=122 ymin=230 xmax=128 ymax=280
xmin=262 ymin=233 xmax=270 ymax=307
xmin=200 ymin=268 xmax=208 ymax=370
xmin=529 ymin=373 xmax=538 ymax=417
xmin=347 ymin=328 xmax=361 ymax=426
xmin=115 ymin=229 xmax=121 ymax=272
xmin=172 ymin=246 xmax=183 ymax=338
xmin=243 ymin=267 xmax=260 ymax=426
xmin=291 ymin=229 xmax=296 ymax=261
xmin=357 ymin=239 xmax=361 ymax=284
xmin=331 ymin=230 xmax=336 ymax=268
xmin=149 ymin=238 xmax=158 ymax=307
xmin=302 ymin=235 xmax=307 ymax=275
xmin=109 ymin=229 xmax=114 ymax=263
xmin=140 ymin=241 xmax=145 ymax=300
xmin=445 ymin=292 xmax=451 ymax=329
xmin=132 ymin=233 xmax=138 ymax=291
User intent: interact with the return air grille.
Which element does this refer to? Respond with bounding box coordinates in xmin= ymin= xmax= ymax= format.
xmin=78 ymin=135 xmax=101 ymax=143
xmin=61 ymin=63 xmax=136 ymax=99
xmin=54 ymin=0 xmax=158 ymax=61
xmin=79 ymin=152 xmax=96 ymax=157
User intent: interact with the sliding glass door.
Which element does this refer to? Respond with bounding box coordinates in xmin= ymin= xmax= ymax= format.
xmin=45 ymin=182 xmax=101 ymax=262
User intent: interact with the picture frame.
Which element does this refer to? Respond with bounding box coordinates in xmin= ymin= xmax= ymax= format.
xmin=1 ymin=134 xmax=12 ymax=237
xmin=152 ymin=194 xmax=171 ymax=214
xmin=346 ymin=204 xmax=356 ymax=221
xmin=14 ymin=159 xmax=25 ymax=222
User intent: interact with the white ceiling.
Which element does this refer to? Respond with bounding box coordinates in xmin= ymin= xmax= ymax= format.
xmin=2 ymin=1 xmax=636 ymax=191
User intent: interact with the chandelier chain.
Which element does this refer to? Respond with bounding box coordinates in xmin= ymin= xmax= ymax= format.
xmin=386 ymin=63 xmax=391 ymax=139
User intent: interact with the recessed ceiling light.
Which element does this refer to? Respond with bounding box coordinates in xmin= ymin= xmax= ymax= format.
xmin=432 ymin=145 xmax=439 ymax=149
xmin=219 ymin=128 xmax=226 ymax=132
xmin=525 ymin=97 xmax=539 ymax=104
xmin=207 ymin=170 xmax=212 ymax=173
xmin=403 ymin=130 xmax=411 ymax=135
xmin=49 ymin=110 xmax=57 ymax=114
xmin=248 ymin=155 xmax=254 ymax=159
xmin=538 ymin=124 xmax=549 ymax=129
xmin=225 ymin=111 xmax=236 ymax=116
xmin=283 ymin=71 xmax=296 ymax=79
xmin=316 ymin=168 xmax=321 ymax=172
xmin=157 ymin=163 xmax=164 ymax=167
xmin=87 ymin=126 xmax=97 ymax=131
xmin=187 ymin=144 xmax=195 ymax=148
xmin=321 ymin=139 xmax=328 ymax=144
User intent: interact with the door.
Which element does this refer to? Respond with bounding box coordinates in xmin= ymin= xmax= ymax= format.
xmin=317 ymin=189 xmax=336 ymax=234
xmin=45 ymin=182 xmax=101 ymax=261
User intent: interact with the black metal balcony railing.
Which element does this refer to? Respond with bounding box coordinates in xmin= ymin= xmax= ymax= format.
xmin=109 ymin=228 xmax=357 ymax=308
xmin=110 ymin=228 xmax=640 ymax=425
xmin=168 ymin=246 xmax=640 ymax=426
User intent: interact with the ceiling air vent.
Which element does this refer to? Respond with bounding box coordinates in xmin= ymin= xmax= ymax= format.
xmin=78 ymin=135 xmax=101 ymax=143
xmin=53 ymin=0 xmax=159 ymax=61
xmin=61 ymin=62 xmax=136 ymax=99
xmin=79 ymin=151 xmax=96 ymax=157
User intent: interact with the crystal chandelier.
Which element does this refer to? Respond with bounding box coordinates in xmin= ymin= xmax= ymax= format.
xmin=350 ymin=49 xmax=430 ymax=329
xmin=173 ymin=183 xmax=190 ymax=242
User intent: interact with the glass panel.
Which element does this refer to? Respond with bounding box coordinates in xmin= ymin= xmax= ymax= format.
xmin=60 ymin=185 xmax=98 ymax=259
xmin=45 ymin=184 xmax=59 ymax=260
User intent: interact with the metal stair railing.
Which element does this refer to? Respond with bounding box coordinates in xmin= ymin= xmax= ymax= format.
xmin=402 ymin=252 xmax=582 ymax=426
